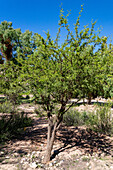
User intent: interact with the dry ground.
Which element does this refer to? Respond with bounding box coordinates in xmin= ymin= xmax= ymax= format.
xmin=0 ymin=101 xmax=113 ymax=170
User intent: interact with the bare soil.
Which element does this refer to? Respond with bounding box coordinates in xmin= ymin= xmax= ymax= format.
xmin=0 ymin=102 xmax=113 ymax=170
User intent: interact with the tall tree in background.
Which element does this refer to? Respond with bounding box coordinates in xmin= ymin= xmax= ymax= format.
xmin=0 ymin=21 xmax=34 ymax=101
xmin=0 ymin=21 xmax=34 ymax=63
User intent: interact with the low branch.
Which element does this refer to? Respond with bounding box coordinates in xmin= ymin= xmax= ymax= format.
xmin=63 ymin=98 xmax=81 ymax=114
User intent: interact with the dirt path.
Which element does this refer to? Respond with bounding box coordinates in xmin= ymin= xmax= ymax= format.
xmin=0 ymin=103 xmax=113 ymax=169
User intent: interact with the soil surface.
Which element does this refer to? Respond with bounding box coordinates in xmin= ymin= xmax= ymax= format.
xmin=0 ymin=101 xmax=113 ymax=170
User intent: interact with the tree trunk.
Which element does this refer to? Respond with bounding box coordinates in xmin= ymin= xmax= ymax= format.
xmin=43 ymin=117 xmax=58 ymax=163
xmin=88 ymin=93 xmax=92 ymax=104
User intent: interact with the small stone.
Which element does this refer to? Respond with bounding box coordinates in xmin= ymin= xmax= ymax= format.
xmin=0 ymin=151 xmax=4 ymax=154
xmin=27 ymin=153 xmax=30 ymax=157
xmin=20 ymin=158 xmax=26 ymax=163
xmin=110 ymin=166 xmax=113 ymax=169
xmin=32 ymin=151 xmax=36 ymax=155
xmin=93 ymin=158 xmax=96 ymax=161
xmin=86 ymin=162 xmax=89 ymax=166
xmin=42 ymin=156 xmax=44 ymax=159
xmin=5 ymin=156 xmax=10 ymax=159
xmin=13 ymin=153 xmax=18 ymax=157
xmin=36 ymin=151 xmax=40 ymax=155
xmin=53 ymin=160 xmax=57 ymax=164
xmin=30 ymin=162 xmax=37 ymax=168
xmin=49 ymin=162 xmax=53 ymax=167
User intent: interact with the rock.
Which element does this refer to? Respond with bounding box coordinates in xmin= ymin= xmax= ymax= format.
xmin=53 ymin=160 xmax=57 ymax=164
xmin=110 ymin=166 xmax=113 ymax=169
xmin=49 ymin=162 xmax=53 ymax=167
xmin=0 ymin=151 xmax=4 ymax=155
xmin=20 ymin=158 xmax=26 ymax=163
xmin=30 ymin=162 xmax=37 ymax=168
xmin=5 ymin=156 xmax=10 ymax=159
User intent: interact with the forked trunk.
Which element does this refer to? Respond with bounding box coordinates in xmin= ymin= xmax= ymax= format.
xmin=44 ymin=117 xmax=58 ymax=163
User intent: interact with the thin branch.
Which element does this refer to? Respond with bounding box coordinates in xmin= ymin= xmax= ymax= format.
xmin=63 ymin=98 xmax=81 ymax=114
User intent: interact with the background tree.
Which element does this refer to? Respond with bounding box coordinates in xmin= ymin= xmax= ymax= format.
xmin=0 ymin=21 xmax=35 ymax=63
xmin=0 ymin=21 xmax=35 ymax=103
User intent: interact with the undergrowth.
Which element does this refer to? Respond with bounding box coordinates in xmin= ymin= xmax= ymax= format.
xmin=63 ymin=103 xmax=113 ymax=135
xmin=0 ymin=111 xmax=32 ymax=142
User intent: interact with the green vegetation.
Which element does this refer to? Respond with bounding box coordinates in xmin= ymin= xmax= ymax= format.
xmin=86 ymin=103 xmax=113 ymax=135
xmin=63 ymin=109 xmax=88 ymax=126
xmin=63 ymin=104 xmax=113 ymax=135
xmin=0 ymin=111 xmax=32 ymax=142
xmin=0 ymin=100 xmax=16 ymax=113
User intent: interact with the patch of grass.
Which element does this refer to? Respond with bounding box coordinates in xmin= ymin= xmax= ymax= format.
xmin=82 ymin=156 xmax=90 ymax=162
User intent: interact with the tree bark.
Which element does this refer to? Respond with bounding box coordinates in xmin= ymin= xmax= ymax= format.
xmin=88 ymin=92 xmax=92 ymax=104
xmin=44 ymin=117 xmax=58 ymax=163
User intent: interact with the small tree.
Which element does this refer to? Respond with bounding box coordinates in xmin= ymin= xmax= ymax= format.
xmin=18 ymin=6 xmax=110 ymax=163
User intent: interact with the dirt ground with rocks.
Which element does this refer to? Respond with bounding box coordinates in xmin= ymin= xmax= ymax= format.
xmin=0 ymin=100 xmax=113 ymax=170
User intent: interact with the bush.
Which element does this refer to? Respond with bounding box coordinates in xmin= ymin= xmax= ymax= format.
xmin=0 ymin=100 xmax=16 ymax=113
xmin=86 ymin=103 xmax=113 ymax=135
xmin=63 ymin=103 xmax=113 ymax=135
xmin=0 ymin=111 xmax=32 ymax=142
xmin=63 ymin=109 xmax=87 ymax=126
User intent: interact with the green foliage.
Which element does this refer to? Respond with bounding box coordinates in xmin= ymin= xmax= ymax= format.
xmin=63 ymin=103 xmax=113 ymax=135
xmin=0 ymin=111 xmax=32 ymax=142
xmin=86 ymin=103 xmax=113 ymax=135
xmin=0 ymin=21 xmax=35 ymax=62
xmin=63 ymin=109 xmax=88 ymax=126
xmin=34 ymin=105 xmax=45 ymax=117
xmin=17 ymin=5 xmax=112 ymax=120
xmin=0 ymin=100 xmax=16 ymax=113
xmin=0 ymin=6 xmax=113 ymax=138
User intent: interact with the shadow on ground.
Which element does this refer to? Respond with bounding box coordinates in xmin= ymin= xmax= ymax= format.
xmin=51 ymin=125 xmax=113 ymax=159
xmin=0 ymin=117 xmax=113 ymax=162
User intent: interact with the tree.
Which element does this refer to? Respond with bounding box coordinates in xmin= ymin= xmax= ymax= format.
xmin=0 ymin=21 xmax=35 ymax=103
xmin=18 ymin=6 xmax=110 ymax=163
xmin=0 ymin=21 xmax=34 ymax=63
xmin=0 ymin=6 xmax=112 ymax=163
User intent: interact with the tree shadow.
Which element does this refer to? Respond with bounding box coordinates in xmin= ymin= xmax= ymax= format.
xmin=0 ymin=116 xmax=113 ymax=163
xmin=51 ymin=125 xmax=113 ymax=160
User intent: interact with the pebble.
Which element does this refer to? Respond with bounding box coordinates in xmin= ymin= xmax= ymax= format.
xmin=5 ymin=156 xmax=10 ymax=159
xmin=49 ymin=162 xmax=53 ymax=167
xmin=30 ymin=162 xmax=37 ymax=168
xmin=110 ymin=166 xmax=113 ymax=169
xmin=86 ymin=162 xmax=89 ymax=166
xmin=0 ymin=151 xmax=4 ymax=154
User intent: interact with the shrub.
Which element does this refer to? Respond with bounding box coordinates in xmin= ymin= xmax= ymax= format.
xmin=34 ymin=107 xmax=45 ymax=117
xmin=63 ymin=103 xmax=113 ymax=135
xmin=0 ymin=111 xmax=32 ymax=142
xmin=0 ymin=100 xmax=16 ymax=113
xmin=63 ymin=109 xmax=87 ymax=126
xmin=86 ymin=103 xmax=113 ymax=135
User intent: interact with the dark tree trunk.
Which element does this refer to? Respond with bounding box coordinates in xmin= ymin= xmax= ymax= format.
xmin=88 ymin=93 xmax=92 ymax=104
